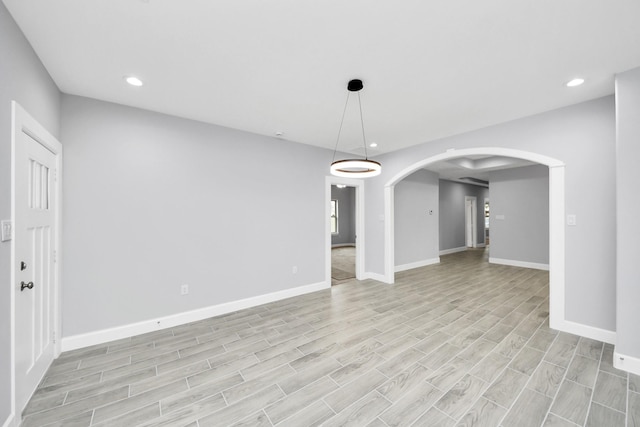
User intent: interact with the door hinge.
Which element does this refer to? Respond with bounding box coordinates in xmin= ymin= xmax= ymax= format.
xmin=53 ymin=168 xmax=58 ymax=182
xmin=52 ymin=330 xmax=56 ymax=344
xmin=53 ymin=250 xmax=57 ymax=263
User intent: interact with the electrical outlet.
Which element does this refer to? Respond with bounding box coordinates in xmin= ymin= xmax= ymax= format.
xmin=292 ymin=266 xmax=298 ymax=274
xmin=181 ymin=284 xmax=189 ymax=295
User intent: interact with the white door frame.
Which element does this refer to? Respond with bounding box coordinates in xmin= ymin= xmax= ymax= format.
xmin=383 ymin=147 xmax=566 ymax=333
xmin=465 ymin=196 xmax=477 ymax=248
xmin=326 ymin=176 xmax=364 ymax=283
xmin=10 ymin=101 xmax=63 ymax=421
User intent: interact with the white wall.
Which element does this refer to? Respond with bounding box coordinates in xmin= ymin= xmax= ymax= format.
xmin=60 ymin=95 xmax=330 ymax=337
xmin=438 ymin=180 xmax=488 ymax=251
xmin=615 ymin=66 xmax=640 ymax=370
xmin=366 ymin=96 xmax=616 ymax=332
xmin=489 ymin=165 xmax=549 ymax=266
xmin=394 ymin=169 xmax=439 ymax=268
xmin=0 ymin=3 xmax=61 ymax=424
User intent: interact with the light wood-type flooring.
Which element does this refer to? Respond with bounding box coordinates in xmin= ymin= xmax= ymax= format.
xmin=332 ymin=246 xmax=356 ymax=285
xmin=21 ymin=249 xmax=640 ymax=426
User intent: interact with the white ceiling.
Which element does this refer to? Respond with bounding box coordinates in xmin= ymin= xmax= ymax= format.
xmin=4 ymin=0 xmax=640 ymax=156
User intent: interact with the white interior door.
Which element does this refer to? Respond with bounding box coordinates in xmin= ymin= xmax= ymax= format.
xmin=13 ymin=102 xmax=61 ymax=415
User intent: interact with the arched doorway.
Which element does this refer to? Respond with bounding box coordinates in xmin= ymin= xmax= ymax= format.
xmin=382 ymin=147 xmax=566 ymax=331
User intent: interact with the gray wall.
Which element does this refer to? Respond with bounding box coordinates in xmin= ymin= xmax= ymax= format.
xmin=331 ymin=185 xmax=355 ymax=246
xmin=0 ymin=3 xmax=61 ymax=424
xmin=61 ymin=95 xmax=329 ymax=336
xmin=394 ymin=169 xmax=439 ymax=266
xmin=366 ymin=96 xmax=616 ymax=332
xmin=488 ymin=165 xmax=549 ymax=265
xmin=438 ymin=180 xmax=488 ymax=251
xmin=616 ymin=67 xmax=640 ymax=361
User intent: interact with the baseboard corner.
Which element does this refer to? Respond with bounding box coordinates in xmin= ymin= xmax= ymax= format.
xmin=613 ymin=350 xmax=640 ymax=376
xmin=489 ymin=257 xmax=549 ymax=271
xmin=2 ymin=413 xmax=17 ymax=427
xmin=394 ymin=257 xmax=440 ymax=272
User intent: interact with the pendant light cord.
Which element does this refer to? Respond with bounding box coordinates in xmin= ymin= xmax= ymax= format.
xmin=331 ymin=92 xmax=351 ymax=163
xmin=357 ymin=92 xmax=369 ymax=160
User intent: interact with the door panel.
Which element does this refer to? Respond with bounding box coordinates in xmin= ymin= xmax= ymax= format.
xmin=13 ymin=104 xmax=60 ymax=415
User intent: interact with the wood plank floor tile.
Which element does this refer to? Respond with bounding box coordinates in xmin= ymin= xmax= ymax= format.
xmin=455 ymin=397 xmax=506 ymax=427
xmin=585 ymin=402 xmax=625 ymax=427
xmin=322 ymin=391 xmax=392 ymax=427
xmin=549 ymin=379 xmax=592 ymax=425
xmin=592 ymin=370 xmax=628 ymax=412
xmin=527 ymin=361 xmax=566 ymax=398
xmin=502 ymin=388 xmax=552 ymax=427
xmin=22 ymin=250 xmax=630 ymax=427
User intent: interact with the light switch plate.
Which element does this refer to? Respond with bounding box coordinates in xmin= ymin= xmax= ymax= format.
xmin=1 ymin=220 xmax=12 ymax=242
xmin=567 ymin=214 xmax=577 ymax=226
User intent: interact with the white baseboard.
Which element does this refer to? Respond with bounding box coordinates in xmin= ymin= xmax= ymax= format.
xmin=439 ymin=247 xmax=467 ymax=256
xmin=476 ymin=243 xmax=486 ymax=248
xmin=489 ymin=257 xmax=549 ymax=271
xmin=395 ymin=257 xmax=440 ymax=272
xmin=61 ymin=281 xmax=330 ymax=352
xmin=613 ymin=350 xmax=640 ymax=376
xmin=552 ymin=319 xmax=616 ymax=345
xmin=361 ymin=272 xmax=391 ymax=283
xmin=331 ymin=243 xmax=355 ymax=248
xmin=2 ymin=414 xmax=16 ymax=427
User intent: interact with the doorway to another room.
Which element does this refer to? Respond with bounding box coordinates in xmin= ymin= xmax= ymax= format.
xmin=331 ymin=184 xmax=356 ymax=285
xmin=325 ymin=177 xmax=364 ymax=287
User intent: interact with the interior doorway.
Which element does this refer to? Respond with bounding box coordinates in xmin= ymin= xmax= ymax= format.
xmin=484 ymin=198 xmax=490 ymax=246
xmin=330 ymin=185 xmax=356 ymax=284
xmin=383 ymin=147 xmax=566 ymax=333
xmin=464 ymin=196 xmax=477 ymax=248
xmin=325 ymin=177 xmax=364 ymax=286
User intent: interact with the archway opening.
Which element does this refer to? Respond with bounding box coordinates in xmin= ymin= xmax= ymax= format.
xmin=383 ymin=147 xmax=565 ymax=331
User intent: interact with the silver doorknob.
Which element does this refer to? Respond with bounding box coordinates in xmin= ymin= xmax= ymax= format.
xmin=20 ymin=281 xmax=34 ymax=291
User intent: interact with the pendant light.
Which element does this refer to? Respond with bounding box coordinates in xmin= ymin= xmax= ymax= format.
xmin=330 ymin=79 xmax=382 ymax=178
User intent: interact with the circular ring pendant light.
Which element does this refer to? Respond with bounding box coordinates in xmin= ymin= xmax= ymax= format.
xmin=330 ymin=79 xmax=382 ymax=178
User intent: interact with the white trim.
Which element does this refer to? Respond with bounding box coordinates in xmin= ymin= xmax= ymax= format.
xmin=361 ymin=272 xmax=390 ymax=283
xmin=395 ymin=257 xmax=440 ymax=272
xmin=2 ymin=414 xmax=17 ymax=427
xmin=331 ymin=243 xmax=356 ymax=248
xmin=613 ymin=350 xmax=640 ymax=376
xmin=10 ymin=101 xmax=63 ymax=423
xmin=326 ymin=177 xmax=365 ymax=284
xmin=439 ymin=247 xmax=467 ymax=256
xmin=465 ymin=196 xmax=478 ymax=248
xmin=383 ymin=147 xmax=569 ymax=343
xmin=384 ymin=186 xmax=394 ymax=283
xmin=61 ymin=281 xmax=329 ymax=352
xmin=547 ymin=165 xmax=565 ymax=332
xmin=489 ymin=257 xmax=550 ymax=271
xmin=555 ymin=320 xmax=616 ymax=345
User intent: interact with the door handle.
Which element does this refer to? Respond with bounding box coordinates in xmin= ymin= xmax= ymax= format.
xmin=20 ymin=281 xmax=34 ymax=291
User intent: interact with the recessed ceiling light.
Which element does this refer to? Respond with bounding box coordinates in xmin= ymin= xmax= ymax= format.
xmin=369 ymin=142 xmax=378 ymax=148
xmin=566 ymin=78 xmax=585 ymax=87
xmin=125 ymin=76 xmax=144 ymax=87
